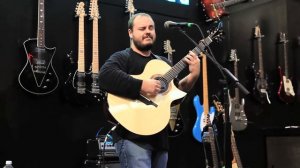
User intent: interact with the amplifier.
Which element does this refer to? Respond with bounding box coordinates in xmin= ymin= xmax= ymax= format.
xmin=86 ymin=135 xmax=118 ymax=160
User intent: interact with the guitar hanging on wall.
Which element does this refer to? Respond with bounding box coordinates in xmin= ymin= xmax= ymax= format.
xmin=88 ymin=0 xmax=104 ymax=101
xmin=200 ymin=0 xmax=248 ymax=22
xmin=277 ymin=32 xmax=295 ymax=103
xmin=66 ymin=2 xmax=87 ymax=95
xmin=125 ymin=0 xmax=136 ymax=45
xmin=163 ymin=40 xmax=184 ymax=137
xmin=229 ymin=49 xmax=248 ymax=131
xmin=252 ymin=25 xmax=271 ymax=104
xmin=18 ymin=0 xmax=59 ymax=95
xmin=192 ymin=53 xmax=216 ymax=143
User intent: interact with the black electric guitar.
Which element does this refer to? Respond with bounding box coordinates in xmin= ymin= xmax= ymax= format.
xmin=213 ymin=99 xmax=243 ymax=168
xmin=252 ymin=25 xmax=271 ymax=104
xmin=229 ymin=49 xmax=247 ymax=131
xmin=88 ymin=0 xmax=104 ymax=101
xmin=18 ymin=0 xmax=59 ymax=95
xmin=277 ymin=32 xmax=295 ymax=103
xmin=65 ymin=2 xmax=87 ymax=95
xmin=163 ymin=40 xmax=184 ymax=137
xmin=200 ymin=0 xmax=248 ymax=22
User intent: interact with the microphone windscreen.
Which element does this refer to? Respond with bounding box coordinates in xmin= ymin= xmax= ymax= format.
xmin=164 ymin=21 xmax=173 ymax=29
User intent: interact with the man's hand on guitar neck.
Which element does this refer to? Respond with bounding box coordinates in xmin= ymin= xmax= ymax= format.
xmin=179 ymin=51 xmax=201 ymax=92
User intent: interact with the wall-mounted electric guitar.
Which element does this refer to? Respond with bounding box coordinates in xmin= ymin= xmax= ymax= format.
xmin=107 ymin=28 xmax=222 ymax=135
xmin=193 ymin=53 xmax=216 ymax=143
xmin=18 ymin=0 xmax=59 ymax=95
xmin=89 ymin=0 xmax=104 ymax=101
xmin=252 ymin=25 xmax=271 ymax=104
xmin=277 ymin=32 xmax=295 ymax=103
xmin=164 ymin=40 xmax=184 ymax=137
xmin=229 ymin=49 xmax=247 ymax=131
xmin=72 ymin=2 xmax=87 ymax=94
xmin=200 ymin=0 xmax=248 ymax=22
xmin=212 ymin=99 xmax=243 ymax=168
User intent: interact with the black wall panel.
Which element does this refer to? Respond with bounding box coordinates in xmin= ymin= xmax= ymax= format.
xmin=0 ymin=0 xmax=299 ymax=168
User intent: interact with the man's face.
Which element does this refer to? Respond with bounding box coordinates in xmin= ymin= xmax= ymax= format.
xmin=129 ymin=15 xmax=156 ymax=51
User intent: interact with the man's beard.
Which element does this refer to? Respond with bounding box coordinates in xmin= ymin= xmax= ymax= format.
xmin=132 ymin=38 xmax=155 ymax=51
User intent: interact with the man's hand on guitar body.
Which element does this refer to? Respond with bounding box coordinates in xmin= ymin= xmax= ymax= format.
xmin=141 ymin=78 xmax=161 ymax=97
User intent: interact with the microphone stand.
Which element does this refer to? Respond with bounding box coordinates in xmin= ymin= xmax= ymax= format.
xmin=178 ymin=28 xmax=249 ymax=168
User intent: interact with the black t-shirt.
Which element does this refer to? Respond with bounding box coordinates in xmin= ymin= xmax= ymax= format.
xmin=99 ymin=48 xmax=171 ymax=151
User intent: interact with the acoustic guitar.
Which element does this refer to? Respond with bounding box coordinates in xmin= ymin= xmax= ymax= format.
xmin=107 ymin=28 xmax=222 ymax=135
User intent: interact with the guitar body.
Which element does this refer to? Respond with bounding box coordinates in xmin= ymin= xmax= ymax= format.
xmin=168 ymin=100 xmax=184 ymax=137
xmin=192 ymin=95 xmax=215 ymax=142
xmin=277 ymin=67 xmax=295 ymax=104
xmin=201 ymin=0 xmax=225 ymax=21
xmin=230 ymin=98 xmax=247 ymax=131
xmin=107 ymin=59 xmax=186 ymax=135
xmin=253 ymin=76 xmax=270 ymax=104
xmin=18 ymin=38 xmax=59 ymax=95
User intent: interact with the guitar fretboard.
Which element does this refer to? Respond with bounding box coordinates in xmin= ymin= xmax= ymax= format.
xmin=214 ymin=0 xmax=247 ymax=8
xmin=78 ymin=13 xmax=85 ymax=72
xmin=92 ymin=19 xmax=99 ymax=73
xmin=37 ymin=0 xmax=45 ymax=47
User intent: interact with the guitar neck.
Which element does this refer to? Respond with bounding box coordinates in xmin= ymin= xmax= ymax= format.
xmin=37 ymin=0 xmax=45 ymax=47
xmin=233 ymin=60 xmax=240 ymax=100
xmin=168 ymin=53 xmax=173 ymax=65
xmin=282 ymin=40 xmax=289 ymax=78
xmin=257 ymin=37 xmax=265 ymax=78
xmin=78 ymin=15 xmax=85 ymax=72
xmin=231 ymin=131 xmax=243 ymax=168
xmin=215 ymin=0 xmax=247 ymax=8
xmin=92 ymin=19 xmax=99 ymax=73
xmin=201 ymin=54 xmax=209 ymax=117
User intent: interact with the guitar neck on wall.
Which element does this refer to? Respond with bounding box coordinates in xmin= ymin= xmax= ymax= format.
xmin=252 ymin=25 xmax=271 ymax=104
xmin=18 ymin=0 xmax=59 ymax=95
xmin=75 ymin=2 xmax=87 ymax=94
xmin=163 ymin=40 xmax=184 ymax=137
xmin=277 ymin=32 xmax=295 ymax=103
xmin=89 ymin=0 xmax=103 ymax=98
xmin=228 ymin=49 xmax=248 ymax=131
xmin=200 ymin=0 xmax=248 ymax=22
xmin=125 ymin=0 xmax=136 ymax=45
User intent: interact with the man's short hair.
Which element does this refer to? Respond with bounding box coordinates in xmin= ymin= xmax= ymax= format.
xmin=128 ymin=13 xmax=153 ymax=30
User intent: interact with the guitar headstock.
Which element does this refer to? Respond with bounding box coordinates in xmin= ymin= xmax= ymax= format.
xmin=229 ymin=49 xmax=239 ymax=62
xmin=163 ymin=40 xmax=175 ymax=55
xmin=279 ymin=32 xmax=288 ymax=43
xmin=207 ymin=22 xmax=224 ymax=43
xmin=89 ymin=0 xmax=100 ymax=20
xmin=75 ymin=2 xmax=86 ymax=17
xmin=125 ymin=0 xmax=136 ymax=15
xmin=213 ymin=99 xmax=225 ymax=114
xmin=254 ymin=25 xmax=263 ymax=38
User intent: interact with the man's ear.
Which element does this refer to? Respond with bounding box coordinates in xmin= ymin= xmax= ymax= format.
xmin=128 ymin=29 xmax=133 ymax=39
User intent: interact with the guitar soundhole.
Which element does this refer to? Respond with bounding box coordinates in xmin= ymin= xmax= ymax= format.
xmin=155 ymin=77 xmax=168 ymax=93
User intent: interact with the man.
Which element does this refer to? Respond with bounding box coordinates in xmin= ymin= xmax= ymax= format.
xmin=99 ymin=13 xmax=200 ymax=168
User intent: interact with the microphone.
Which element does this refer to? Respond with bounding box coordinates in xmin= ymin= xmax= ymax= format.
xmin=164 ymin=21 xmax=194 ymax=29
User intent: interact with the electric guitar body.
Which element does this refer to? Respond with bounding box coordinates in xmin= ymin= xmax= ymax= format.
xmin=18 ymin=0 xmax=59 ymax=95
xmin=277 ymin=32 xmax=295 ymax=103
xmin=192 ymin=53 xmax=215 ymax=143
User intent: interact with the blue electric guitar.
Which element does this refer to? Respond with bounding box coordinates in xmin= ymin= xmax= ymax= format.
xmin=193 ymin=53 xmax=216 ymax=143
